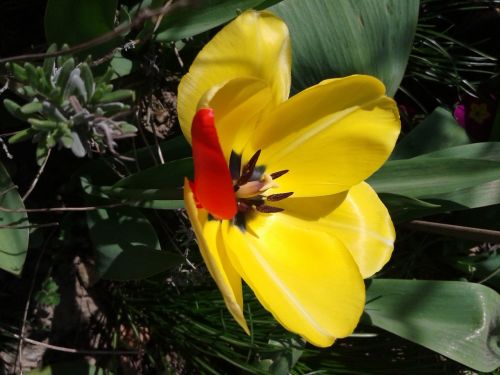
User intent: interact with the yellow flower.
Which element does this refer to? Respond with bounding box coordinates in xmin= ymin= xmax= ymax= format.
xmin=178 ymin=10 xmax=400 ymax=347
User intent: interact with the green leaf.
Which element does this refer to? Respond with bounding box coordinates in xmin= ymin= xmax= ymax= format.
xmin=378 ymin=193 xmax=442 ymax=224
xmin=44 ymin=0 xmax=118 ymax=55
xmin=99 ymin=89 xmax=135 ymax=103
xmin=81 ymin=177 xmax=184 ymax=210
xmin=0 ymin=163 xmax=30 ymax=276
xmin=416 ymin=142 xmax=500 ymax=161
xmin=7 ymin=63 xmax=28 ymax=82
xmin=365 ymin=279 xmax=500 ymax=372
xmin=379 ymin=143 xmax=500 ymax=217
xmin=269 ymin=0 xmax=419 ymax=96
xmin=155 ymin=0 xmax=284 ymax=42
xmin=113 ymin=158 xmax=193 ymax=193
xmin=20 ymin=101 xmax=43 ymax=115
xmin=9 ymin=128 xmax=35 ymax=144
xmin=85 ymin=158 xmax=193 ymax=209
xmin=369 ymin=158 xmax=500 ymax=198
xmin=3 ymin=99 xmax=28 ymax=121
xmin=109 ymin=51 xmax=133 ymax=79
xmin=391 ymin=107 xmax=470 ymax=160
xmin=87 ymin=206 xmax=183 ymax=281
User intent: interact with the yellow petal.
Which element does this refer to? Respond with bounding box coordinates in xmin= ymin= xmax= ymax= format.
xmin=273 ymin=182 xmax=395 ymax=278
xmin=244 ymin=75 xmax=400 ymax=197
xmin=178 ymin=10 xmax=291 ymax=142
xmin=201 ymin=77 xmax=273 ymax=162
xmin=221 ymin=213 xmax=365 ymax=347
xmin=183 ymin=179 xmax=248 ymax=333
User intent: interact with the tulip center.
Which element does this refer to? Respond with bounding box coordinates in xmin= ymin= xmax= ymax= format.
xmin=190 ymin=107 xmax=292 ymax=226
xmin=230 ymin=150 xmax=293 ymax=230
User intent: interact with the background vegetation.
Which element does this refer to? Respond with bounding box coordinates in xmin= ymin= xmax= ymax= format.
xmin=0 ymin=0 xmax=499 ymax=374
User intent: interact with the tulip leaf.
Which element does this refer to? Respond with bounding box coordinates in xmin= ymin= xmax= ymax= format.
xmin=44 ymin=0 xmax=118 ymax=54
xmin=92 ymin=158 xmax=193 ymax=208
xmin=77 ymin=135 xmax=191 ymax=187
xmin=87 ymin=206 xmax=183 ymax=280
xmin=374 ymin=142 xmax=500 ymax=221
xmin=369 ymin=158 xmax=500 ymax=198
xmin=391 ymin=107 xmax=470 ymax=160
xmin=377 ymin=193 xmax=444 ymax=224
xmin=155 ymin=0 xmax=284 ymax=42
xmin=113 ymin=158 xmax=193 ymax=191
xmin=365 ymin=279 xmax=500 ymax=372
xmin=0 ymin=163 xmax=30 ymax=276
xmin=269 ymin=0 xmax=419 ymax=96
xmin=416 ymin=142 xmax=500 ymax=161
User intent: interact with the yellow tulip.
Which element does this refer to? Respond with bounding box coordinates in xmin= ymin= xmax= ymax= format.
xmin=178 ymin=10 xmax=400 ymax=347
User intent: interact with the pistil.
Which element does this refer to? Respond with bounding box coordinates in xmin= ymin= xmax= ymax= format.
xmin=232 ymin=149 xmax=293 ymax=224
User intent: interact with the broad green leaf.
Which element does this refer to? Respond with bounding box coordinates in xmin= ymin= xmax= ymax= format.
xmin=416 ymin=141 xmax=500 ymax=161
xmin=365 ymin=279 xmax=500 ymax=372
xmin=378 ymin=143 xmax=500 ymax=221
xmin=391 ymin=107 xmax=470 ymax=160
xmin=113 ymin=158 xmax=193 ymax=191
xmin=78 ymin=135 xmax=191 ymax=187
xmin=44 ymin=0 xmax=118 ymax=55
xmin=80 ymin=178 xmax=185 ymax=210
xmin=155 ymin=0 xmax=284 ymax=42
xmin=110 ymin=51 xmax=133 ymax=78
xmin=369 ymin=158 xmax=500 ymax=198
xmin=0 ymin=163 xmax=29 ymax=276
xmin=377 ymin=193 xmax=443 ymax=224
xmin=87 ymin=206 xmax=183 ymax=280
xmin=96 ymin=158 xmax=193 ymax=208
xmin=270 ymin=0 xmax=419 ymax=96
xmin=427 ymin=179 xmax=500 ymax=209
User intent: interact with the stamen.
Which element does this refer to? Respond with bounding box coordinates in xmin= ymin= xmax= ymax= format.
xmin=229 ymin=151 xmax=242 ymax=180
xmin=267 ymin=192 xmax=294 ymax=201
xmin=270 ymin=169 xmax=289 ymax=179
xmin=238 ymin=150 xmax=261 ymax=186
xmin=256 ymin=205 xmax=284 ymax=213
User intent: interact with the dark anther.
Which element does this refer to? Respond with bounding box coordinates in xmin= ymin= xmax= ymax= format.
xmin=229 ymin=151 xmax=242 ymax=180
xmin=266 ymin=192 xmax=294 ymax=201
xmin=256 ymin=205 xmax=284 ymax=213
xmin=237 ymin=149 xmax=261 ymax=186
xmin=233 ymin=211 xmax=247 ymax=231
xmin=237 ymin=201 xmax=252 ymax=213
xmin=270 ymin=169 xmax=289 ymax=179
xmin=239 ymin=197 xmax=264 ymax=207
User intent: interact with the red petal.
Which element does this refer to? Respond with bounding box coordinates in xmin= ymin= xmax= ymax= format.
xmin=191 ymin=108 xmax=237 ymax=219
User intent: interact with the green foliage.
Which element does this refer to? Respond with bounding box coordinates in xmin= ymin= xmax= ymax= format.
xmin=86 ymin=205 xmax=184 ymax=281
xmin=407 ymin=0 xmax=498 ymax=98
xmin=4 ymin=47 xmax=136 ymax=164
xmin=44 ymin=0 xmax=118 ymax=56
xmin=0 ymin=163 xmax=29 ymax=276
xmin=34 ymin=277 xmax=60 ymax=306
xmin=391 ymin=107 xmax=470 ymax=160
xmin=155 ymin=0 xmax=284 ymax=42
xmin=371 ymin=142 xmax=500 ymax=222
xmin=365 ymin=279 xmax=500 ymax=372
xmin=1 ymin=1 xmax=499 ymax=374
xmin=269 ymin=0 xmax=420 ymax=96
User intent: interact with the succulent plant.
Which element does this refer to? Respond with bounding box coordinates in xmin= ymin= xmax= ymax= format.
xmin=3 ymin=45 xmax=137 ymax=165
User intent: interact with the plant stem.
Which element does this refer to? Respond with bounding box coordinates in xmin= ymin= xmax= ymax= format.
xmin=405 ymin=220 xmax=500 ymax=243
